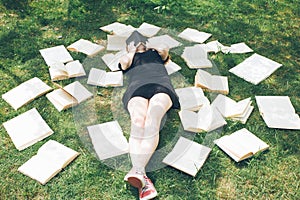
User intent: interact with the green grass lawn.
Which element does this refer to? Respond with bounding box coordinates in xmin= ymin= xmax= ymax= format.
xmin=1 ymin=0 xmax=299 ymax=199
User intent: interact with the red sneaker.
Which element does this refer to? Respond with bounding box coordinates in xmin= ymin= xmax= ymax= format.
xmin=139 ymin=175 xmax=157 ymax=200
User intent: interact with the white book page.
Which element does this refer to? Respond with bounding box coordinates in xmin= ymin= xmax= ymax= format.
xmin=18 ymin=140 xmax=79 ymax=184
xmin=46 ymin=89 xmax=77 ymax=111
xmin=197 ymin=105 xmax=227 ymax=132
xmin=65 ymin=60 xmax=86 ymax=78
xmin=102 ymin=50 xmax=127 ymax=71
xmin=102 ymin=53 xmax=116 ymax=70
xmin=37 ymin=140 xmax=79 ymax=168
xmin=63 ymin=81 xmax=93 ymax=103
xmin=175 ymin=87 xmax=209 ymax=111
xmin=163 ymin=137 xmax=211 ymax=176
xmin=230 ymin=128 xmax=269 ymax=154
xmin=255 ymin=96 xmax=295 ymax=114
xmin=100 ymin=22 xmax=129 ymax=33
xmin=214 ymin=136 xmax=249 ymax=162
xmin=67 ymin=39 xmax=104 ymax=56
xmin=255 ymin=96 xmax=300 ymax=129
xmin=148 ymin=34 xmax=181 ymax=49
xmin=234 ymin=98 xmax=252 ymax=116
xmin=232 ymin=105 xmax=254 ymax=124
xmin=181 ymin=45 xmax=212 ymax=69
xmin=104 ymin=71 xmax=123 ymax=87
xmin=178 ymin=110 xmax=199 ymax=132
xmin=262 ymin=112 xmax=300 ymax=130
xmin=205 ymin=40 xmax=226 ymax=53
xmin=195 ymin=69 xmax=212 ymax=89
xmin=211 ymin=75 xmax=229 ymax=94
xmin=107 ymin=35 xmax=127 ymax=51
xmin=49 ymin=62 xmax=68 ymax=81
xmin=18 ymin=155 xmax=62 ymax=185
xmin=2 ymin=77 xmax=52 ymax=110
xmin=212 ymin=95 xmax=251 ymax=117
xmin=211 ymin=94 xmax=236 ymax=117
xmin=39 ymin=45 xmax=73 ymax=66
xmin=137 ymin=22 xmax=161 ymax=37
xmin=100 ymin=22 xmax=135 ymax=36
xmin=165 ymin=60 xmax=181 ymax=75
xmin=178 ymin=28 xmax=212 ymax=43
xmin=225 ymin=42 xmax=253 ymax=54
xmin=229 ymin=53 xmax=282 ymax=85
xmin=87 ymin=68 xmax=107 ymax=86
xmin=87 ymin=121 xmax=128 ymax=160
xmin=3 ymin=108 xmax=53 ymax=151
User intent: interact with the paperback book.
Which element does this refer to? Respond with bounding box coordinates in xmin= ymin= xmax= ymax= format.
xmin=3 ymin=108 xmax=54 ymax=151
xmin=18 ymin=140 xmax=79 ymax=184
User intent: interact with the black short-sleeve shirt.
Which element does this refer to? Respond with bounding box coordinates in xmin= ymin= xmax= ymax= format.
xmin=120 ymin=49 xmax=180 ymax=110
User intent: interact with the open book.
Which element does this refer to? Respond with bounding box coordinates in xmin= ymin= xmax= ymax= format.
xmin=87 ymin=121 xmax=129 ymax=160
xmin=181 ymin=45 xmax=213 ymax=68
xmin=46 ymin=81 xmax=93 ymax=112
xmin=49 ymin=60 xmax=86 ymax=81
xmin=229 ymin=53 xmax=282 ymax=85
xmin=100 ymin=22 xmax=136 ymax=36
xmin=147 ymin=34 xmax=181 ymax=49
xmin=165 ymin=60 xmax=181 ymax=75
xmin=3 ymin=108 xmax=54 ymax=151
xmin=136 ymin=22 xmax=161 ymax=37
xmin=221 ymin=42 xmax=253 ymax=54
xmin=214 ymin=128 xmax=269 ymax=162
xmin=163 ymin=137 xmax=211 ymax=177
xmin=195 ymin=69 xmax=229 ymax=94
xmin=67 ymin=39 xmax=105 ymax=56
xmin=178 ymin=28 xmax=212 ymax=43
xmin=211 ymin=94 xmax=253 ymax=124
xmin=39 ymin=45 xmax=73 ymax=66
xmin=204 ymin=40 xmax=227 ymax=53
xmin=106 ymin=34 xmax=127 ymax=51
xmin=2 ymin=77 xmax=52 ymax=110
xmin=175 ymin=87 xmax=210 ymax=111
xmin=179 ymin=104 xmax=227 ymax=133
xmin=255 ymin=96 xmax=300 ymax=130
xmin=87 ymin=68 xmax=123 ymax=87
xmin=101 ymin=50 xmax=127 ymax=71
xmin=18 ymin=140 xmax=79 ymax=185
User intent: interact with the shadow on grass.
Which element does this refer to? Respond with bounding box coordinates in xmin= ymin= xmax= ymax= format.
xmin=1 ymin=0 xmax=29 ymax=18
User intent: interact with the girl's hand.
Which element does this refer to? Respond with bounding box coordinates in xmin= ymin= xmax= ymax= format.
xmin=127 ymin=42 xmax=137 ymax=53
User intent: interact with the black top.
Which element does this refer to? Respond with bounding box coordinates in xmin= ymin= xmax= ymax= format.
xmin=120 ymin=49 xmax=180 ymax=110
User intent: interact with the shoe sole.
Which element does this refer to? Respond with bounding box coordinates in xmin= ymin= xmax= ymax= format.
xmin=127 ymin=177 xmax=144 ymax=188
xmin=140 ymin=191 xmax=158 ymax=200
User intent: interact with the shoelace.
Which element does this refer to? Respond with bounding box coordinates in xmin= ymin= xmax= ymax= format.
xmin=141 ymin=177 xmax=151 ymax=192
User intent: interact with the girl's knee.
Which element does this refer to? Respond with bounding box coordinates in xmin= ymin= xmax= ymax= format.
xmin=131 ymin=115 xmax=146 ymax=128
